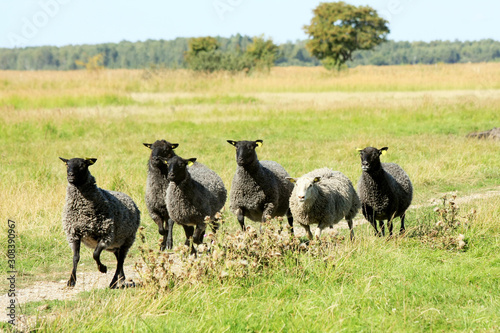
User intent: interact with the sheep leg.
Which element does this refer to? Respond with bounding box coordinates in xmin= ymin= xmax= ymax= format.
xmin=286 ymin=208 xmax=294 ymax=235
xmin=153 ymin=216 xmax=167 ymax=251
xmin=165 ymin=218 xmax=174 ymax=250
xmin=400 ymin=213 xmax=406 ymax=235
xmin=190 ymin=226 xmax=206 ymax=255
xmin=347 ymin=219 xmax=355 ymax=241
xmin=362 ymin=204 xmax=379 ymax=236
xmin=67 ymin=239 xmax=81 ymax=287
xmin=262 ymin=203 xmax=275 ymax=223
xmin=236 ymin=208 xmax=245 ymax=231
xmin=302 ymin=224 xmax=313 ymax=240
xmin=388 ymin=219 xmax=394 ymax=237
xmin=110 ymin=246 xmax=128 ymax=289
xmin=160 ymin=237 xmax=167 ymax=252
xmin=368 ymin=217 xmax=380 ymax=236
xmin=182 ymin=225 xmax=195 ymax=249
xmin=93 ymin=241 xmax=108 ymax=274
xmin=193 ymin=225 xmax=205 ymax=245
xmin=154 ymin=216 xmax=166 ymax=236
xmin=314 ymin=226 xmax=323 ymax=240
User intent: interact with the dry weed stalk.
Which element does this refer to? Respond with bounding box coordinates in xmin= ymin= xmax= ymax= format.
xmin=135 ymin=214 xmax=347 ymax=292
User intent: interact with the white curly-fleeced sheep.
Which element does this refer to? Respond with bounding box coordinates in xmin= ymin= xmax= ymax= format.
xmin=287 ymin=167 xmax=360 ymax=240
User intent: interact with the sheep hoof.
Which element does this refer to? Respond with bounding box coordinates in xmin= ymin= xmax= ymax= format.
xmin=98 ymin=265 xmax=107 ymax=274
xmin=67 ymin=279 xmax=76 ymax=287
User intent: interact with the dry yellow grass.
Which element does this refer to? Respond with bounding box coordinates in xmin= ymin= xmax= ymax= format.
xmin=1 ymin=63 xmax=500 ymax=100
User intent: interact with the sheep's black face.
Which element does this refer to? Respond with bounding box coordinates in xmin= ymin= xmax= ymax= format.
xmin=359 ymin=147 xmax=387 ymax=173
xmin=144 ymin=140 xmax=178 ymax=168
xmin=166 ymin=156 xmax=196 ymax=185
xmin=60 ymin=157 xmax=96 ymax=186
xmin=227 ymin=140 xmax=262 ymax=167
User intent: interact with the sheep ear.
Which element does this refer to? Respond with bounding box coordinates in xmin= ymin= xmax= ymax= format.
xmin=380 ymin=147 xmax=389 ymax=155
xmin=171 ymin=143 xmax=179 ymax=149
xmin=85 ymin=158 xmax=97 ymax=166
xmin=143 ymin=143 xmax=152 ymax=149
xmin=227 ymin=140 xmax=237 ymax=147
xmin=356 ymin=148 xmax=363 ymax=152
xmin=313 ymin=177 xmax=321 ymax=183
xmin=59 ymin=157 xmax=69 ymax=164
xmin=187 ymin=158 xmax=197 ymax=166
xmin=286 ymin=177 xmax=297 ymax=184
xmin=255 ymin=140 xmax=263 ymax=148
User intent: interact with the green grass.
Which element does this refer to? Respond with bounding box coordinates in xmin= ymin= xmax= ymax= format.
xmin=0 ymin=66 xmax=499 ymax=332
xmin=15 ymin=201 xmax=500 ymax=332
xmin=0 ymin=94 xmax=138 ymax=110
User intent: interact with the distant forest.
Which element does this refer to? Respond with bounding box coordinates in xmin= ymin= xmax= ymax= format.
xmin=1 ymin=35 xmax=499 ymax=70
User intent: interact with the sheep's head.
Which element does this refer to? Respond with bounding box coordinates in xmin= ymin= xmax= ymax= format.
xmin=144 ymin=140 xmax=179 ymax=168
xmin=162 ymin=155 xmax=196 ymax=185
xmin=287 ymin=176 xmax=321 ymax=203
xmin=227 ymin=140 xmax=262 ymax=167
xmin=59 ymin=157 xmax=96 ymax=186
xmin=357 ymin=147 xmax=388 ymax=172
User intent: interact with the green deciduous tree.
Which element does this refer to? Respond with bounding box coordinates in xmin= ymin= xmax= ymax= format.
xmin=303 ymin=1 xmax=390 ymax=70
xmin=245 ymin=35 xmax=279 ymax=72
xmin=186 ymin=37 xmax=219 ymax=57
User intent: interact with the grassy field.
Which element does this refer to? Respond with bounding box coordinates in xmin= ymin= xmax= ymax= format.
xmin=1 ymin=64 xmax=499 ymax=332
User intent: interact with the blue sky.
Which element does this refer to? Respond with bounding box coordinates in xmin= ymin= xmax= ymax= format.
xmin=1 ymin=0 xmax=499 ymax=48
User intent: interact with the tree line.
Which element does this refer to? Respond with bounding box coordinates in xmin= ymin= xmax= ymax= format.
xmin=1 ymin=36 xmax=499 ymax=71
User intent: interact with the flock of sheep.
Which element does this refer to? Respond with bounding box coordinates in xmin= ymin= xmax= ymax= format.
xmin=59 ymin=140 xmax=413 ymax=288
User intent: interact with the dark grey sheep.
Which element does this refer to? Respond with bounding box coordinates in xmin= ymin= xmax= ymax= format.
xmin=227 ymin=140 xmax=294 ymax=232
xmin=287 ymin=167 xmax=360 ymax=240
xmin=357 ymin=147 xmax=413 ymax=236
xmin=60 ymin=157 xmax=140 ymax=288
xmin=144 ymin=140 xmax=178 ymax=250
xmin=163 ymin=155 xmax=227 ymax=253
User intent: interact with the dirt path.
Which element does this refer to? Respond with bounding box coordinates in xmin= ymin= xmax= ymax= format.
xmin=2 ymin=186 xmax=499 ymax=324
xmin=410 ymin=187 xmax=500 ymax=209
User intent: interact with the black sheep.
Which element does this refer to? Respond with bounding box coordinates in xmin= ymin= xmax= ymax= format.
xmin=357 ymin=147 xmax=413 ymax=236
